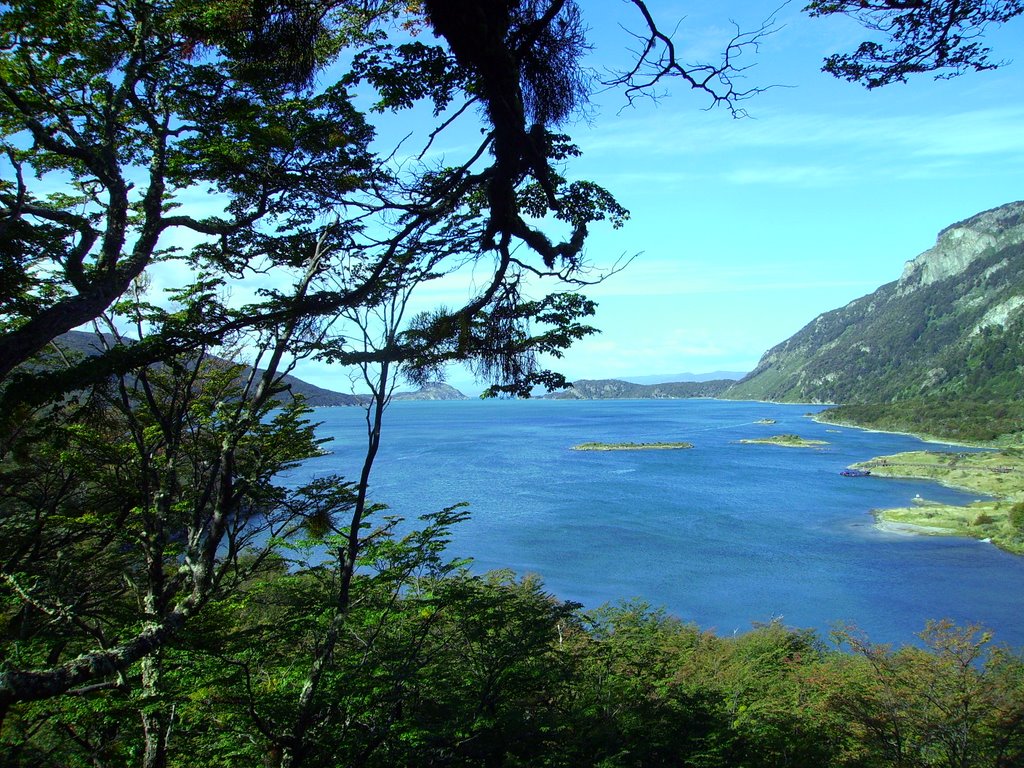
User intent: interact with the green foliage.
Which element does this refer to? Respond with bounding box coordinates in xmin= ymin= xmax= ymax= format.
xmin=0 ymin=0 xmax=615 ymax=407
xmin=826 ymin=620 xmax=1024 ymax=767
xmin=1009 ymin=501 xmax=1024 ymax=532
xmin=4 ymin=2 xmax=1024 ymax=766
xmin=0 ymin=2 xmax=634 ymax=762
xmin=7 ymin=510 xmax=1024 ymax=768
xmin=346 ymin=41 xmax=470 ymax=114
xmin=821 ymin=399 xmax=1024 ymax=443
xmin=805 ymin=0 xmax=1024 ymax=88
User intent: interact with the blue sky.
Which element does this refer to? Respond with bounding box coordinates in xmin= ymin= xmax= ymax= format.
xmin=507 ymin=0 xmax=1024 ymax=385
xmin=150 ymin=1 xmax=1024 ymax=393
xmin=310 ymin=1 xmax=1024 ymax=392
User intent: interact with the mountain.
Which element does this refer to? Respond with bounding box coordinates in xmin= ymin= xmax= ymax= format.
xmin=277 ymin=376 xmax=366 ymax=407
xmin=49 ymin=331 xmax=366 ymax=407
xmin=620 ymin=371 xmax=747 ymax=384
xmin=547 ymin=378 xmax=735 ymax=400
xmin=726 ymin=201 xmax=1024 ymax=406
xmin=391 ymin=381 xmax=468 ymax=401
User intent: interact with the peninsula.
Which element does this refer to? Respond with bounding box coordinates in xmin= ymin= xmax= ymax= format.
xmin=850 ymin=450 xmax=1024 ymax=554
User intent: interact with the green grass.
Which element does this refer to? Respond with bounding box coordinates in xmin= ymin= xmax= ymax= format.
xmin=852 ymin=450 xmax=1024 ymax=554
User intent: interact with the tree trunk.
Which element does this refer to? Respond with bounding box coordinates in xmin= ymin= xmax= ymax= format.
xmin=140 ymin=651 xmax=169 ymax=768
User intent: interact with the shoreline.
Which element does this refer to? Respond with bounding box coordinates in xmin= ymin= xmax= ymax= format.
xmin=872 ymin=519 xmax=965 ymax=536
xmin=849 ymin=450 xmax=1024 ymax=555
xmin=810 ymin=412 xmax=987 ymax=448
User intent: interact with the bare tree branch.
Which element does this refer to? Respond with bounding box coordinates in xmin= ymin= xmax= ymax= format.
xmin=606 ymin=0 xmax=782 ymax=116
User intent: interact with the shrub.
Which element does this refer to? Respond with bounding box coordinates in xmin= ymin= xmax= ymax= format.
xmin=1009 ymin=501 xmax=1024 ymax=532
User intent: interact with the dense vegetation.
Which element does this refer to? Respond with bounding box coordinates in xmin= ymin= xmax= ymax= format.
xmin=820 ymin=400 xmax=1024 ymax=444
xmin=6 ymin=555 xmax=1024 ymax=767
xmin=3 ymin=0 xmax=1024 ymax=765
xmin=4 ymin=365 xmax=1024 ymax=764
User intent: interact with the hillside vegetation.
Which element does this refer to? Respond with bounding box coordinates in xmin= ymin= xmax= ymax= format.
xmin=819 ymin=400 xmax=1024 ymax=443
xmin=725 ymin=201 xmax=1024 ymax=442
xmin=48 ymin=331 xmax=367 ymax=407
xmin=6 ymin=564 xmax=1023 ymax=767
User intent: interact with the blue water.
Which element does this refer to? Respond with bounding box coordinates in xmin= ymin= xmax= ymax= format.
xmin=287 ymin=399 xmax=1024 ymax=648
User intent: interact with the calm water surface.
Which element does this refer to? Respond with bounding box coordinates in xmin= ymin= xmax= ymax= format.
xmin=288 ymin=399 xmax=1024 ymax=647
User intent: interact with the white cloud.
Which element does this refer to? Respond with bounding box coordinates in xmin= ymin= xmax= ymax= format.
xmin=580 ymin=105 xmax=1024 ymax=162
xmin=723 ymin=164 xmax=855 ymax=186
xmin=580 ymin=256 xmax=879 ymax=300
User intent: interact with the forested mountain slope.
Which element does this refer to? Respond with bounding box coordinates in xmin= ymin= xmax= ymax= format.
xmin=727 ymin=201 xmax=1024 ymax=406
xmin=49 ymin=331 xmax=366 ymax=407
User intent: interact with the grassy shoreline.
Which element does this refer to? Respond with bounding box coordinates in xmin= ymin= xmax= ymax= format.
xmin=814 ymin=401 xmax=1024 ymax=446
xmin=848 ymin=450 xmax=1024 ymax=555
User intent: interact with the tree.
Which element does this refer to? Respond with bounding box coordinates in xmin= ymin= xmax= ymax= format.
xmin=1010 ymin=501 xmax=1024 ymax=532
xmin=0 ymin=275 xmax=346 ymax=764
xmin=0 ymin=0 xmax=375 ymax=381
xmin=827 ymin=621 xmax=1024 ymax=767
xmin=0 ymin=0 xmax=615 ymax=407
xmin=804 ymin=0 xmax=1024 ymax=88
xmin=1 ymin=0 xmax=771 ymax=757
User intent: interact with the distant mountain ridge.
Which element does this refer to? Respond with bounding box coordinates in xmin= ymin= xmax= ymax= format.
xmin=50 ymin=332 xmax=476 ymax=405
xmin=620 ymin=371 xmax=746 ymax=384
xmin=51 ymin=331 xmax=366 ymax=407
xmin=547 ymin=378 xmax=735 ymax=400
xmin=726 ymin=201 xmax=1024 ymax=405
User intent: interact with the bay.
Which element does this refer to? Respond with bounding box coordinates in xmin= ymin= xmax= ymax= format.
xmin=287 ymin=398 xmax=1024 ymax=648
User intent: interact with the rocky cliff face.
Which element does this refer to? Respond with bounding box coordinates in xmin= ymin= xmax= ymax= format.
xmin=897 ymin=202 xmax=1024 ymax=294
xmin=726 ymin=201 xmax=1024 ymax=404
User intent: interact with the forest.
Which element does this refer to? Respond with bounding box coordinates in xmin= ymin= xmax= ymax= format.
xmin=2 ymin=1 xmax=1023 ymax=765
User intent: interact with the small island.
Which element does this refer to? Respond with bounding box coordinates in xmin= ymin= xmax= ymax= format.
xmin=738 ymin=434 xmax=829 ymax=448
xmin=754 ymin=418 xmax=777 ymax=425
xmin=571 ymin=441 xmax=694 ymax=451
xmin=851 ymin=450 xmax=1024 ymax=555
